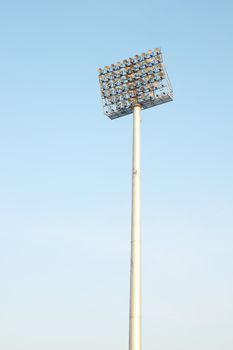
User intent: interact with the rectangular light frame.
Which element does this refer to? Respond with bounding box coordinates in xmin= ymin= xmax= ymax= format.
xmin=98 ymin=48 xmax=173 ymax=120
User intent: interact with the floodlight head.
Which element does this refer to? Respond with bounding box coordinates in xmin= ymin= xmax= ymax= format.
xmin=98 ymin=48 xmax=173 ymax=120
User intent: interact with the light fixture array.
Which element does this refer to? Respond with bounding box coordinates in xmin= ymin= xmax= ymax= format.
xmin=98 ymin=48 xmax=173 ymax=119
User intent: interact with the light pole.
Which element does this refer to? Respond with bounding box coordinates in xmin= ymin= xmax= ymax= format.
xmin=98 ymin=48 xmax=173 ymax=350
xmin=130 ymin=104 xmax=141 ymax=350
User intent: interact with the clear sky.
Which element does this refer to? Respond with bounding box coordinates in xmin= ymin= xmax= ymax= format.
xmin=0 ymin=1 xmax=233 ymax=349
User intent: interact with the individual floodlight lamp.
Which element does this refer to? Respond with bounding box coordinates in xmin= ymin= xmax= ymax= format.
xmin=97 ymin=48 xmax=173 ymax=350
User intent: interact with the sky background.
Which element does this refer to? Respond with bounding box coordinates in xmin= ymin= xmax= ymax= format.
xmin=0 ymin=1 xmax=233 ymax=349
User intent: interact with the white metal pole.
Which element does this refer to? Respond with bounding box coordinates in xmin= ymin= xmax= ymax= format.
xmin=129 ymin=105 xmax=141 ymax=350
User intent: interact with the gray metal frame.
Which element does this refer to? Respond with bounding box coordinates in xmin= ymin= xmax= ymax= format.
xmin=98 ymin=49 xmax=173 ymax=119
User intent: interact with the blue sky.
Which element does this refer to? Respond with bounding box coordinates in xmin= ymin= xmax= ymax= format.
xmin=0 ymin=1 xmax=233 ymax=349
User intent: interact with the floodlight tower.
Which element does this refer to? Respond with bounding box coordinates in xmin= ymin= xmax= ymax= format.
xmin=98 ymin=48 xmax=173 ymax=350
